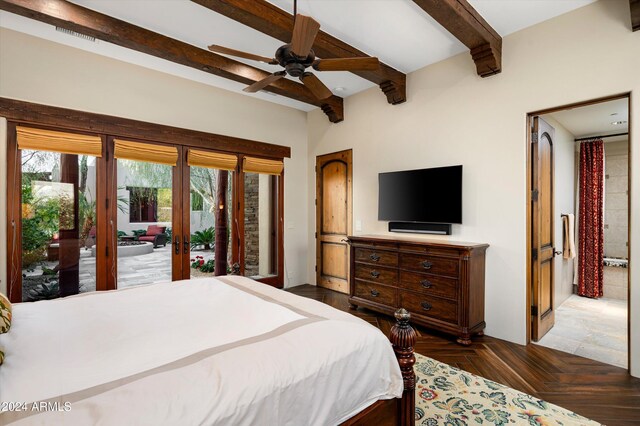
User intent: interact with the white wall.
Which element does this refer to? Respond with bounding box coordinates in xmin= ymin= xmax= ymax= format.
xmin=0 ymin=28 xmax=309 ymax=288
xmin=540 ymin=115 xmax=576 ymax=307
xmin=307 ymin=0 xmax=640 ymax=376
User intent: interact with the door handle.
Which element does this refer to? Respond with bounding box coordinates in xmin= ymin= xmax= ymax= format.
xmin=183 ymin=237 xmax=190 ymax=254
xmin=553 ymin=248 xmax=563 ymax=256
xmin=421 ymin=260 xmax=433 ymax=270
xmin=370 ymin=270 xmax=381 ymax=278
xmin=174 ymin=236 xmax=180 ymax=255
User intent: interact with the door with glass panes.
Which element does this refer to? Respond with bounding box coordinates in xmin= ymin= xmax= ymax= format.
xmin=7 ymin=126 xmax=282 ymax=302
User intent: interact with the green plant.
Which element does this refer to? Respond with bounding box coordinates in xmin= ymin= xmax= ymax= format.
xmin=20 ymin=182 xmax=63 ymax=266
xmin=78 ymin=191 xmax=96 ymax=241
xmin=132 ymin=229 xmax=147 ymax=237
xmin=42 ymin=267 xmax=57 ymax=276
xmin=165 ymin=227 xmax=172 ymax=240
xmin=27 ymin=280 xmax=60 ymax=301
xmin=117 ymin=230 xmax=127 ymax=238
xmin=191 ymin=255 xmax=215 ymax=273
xmin=191 ymin=227 xmax=215 ymax=250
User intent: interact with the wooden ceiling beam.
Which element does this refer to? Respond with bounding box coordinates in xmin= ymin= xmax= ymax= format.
xmin=631 ymin=0 xmax=640 ymax=31
xmin=0 ymin=0 xmax=344 ymax=123
xmin=191 ymin=0 xmax=407 ymax=105
xmin=412 ymin=0 xmax=502 ymax=77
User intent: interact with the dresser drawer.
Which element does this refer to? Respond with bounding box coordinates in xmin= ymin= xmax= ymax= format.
xmin=399 ymin=290 xmax=458 ymax=324
xmin=354 ymin=248 xmax=398 ymax=267
xmin=354 ymin=263 xmax=398 ymax=285
xmin=399 ymin=271 xmax=458 ymax=300
xmin=400 ymin=254 xmax=459 ymax=277
xmin=354 ymin=280 xmax=397 ymax=306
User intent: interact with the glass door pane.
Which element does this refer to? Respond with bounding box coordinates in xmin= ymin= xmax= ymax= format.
xmin=243 ymin=173 xmax=278 ymax=279
xmin=115 ymin=159 xmax=173 ymax=288
xmin=20 ymin=151 xmax=97 ymax=301
xmin=188 ymin=167 xmax=233 ymax=278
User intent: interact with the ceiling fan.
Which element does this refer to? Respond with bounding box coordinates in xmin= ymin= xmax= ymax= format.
xmin=208 ymin=1 xmax=379 ymax=100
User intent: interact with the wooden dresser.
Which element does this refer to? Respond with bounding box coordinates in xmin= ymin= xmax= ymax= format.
xmin=348 ymin=235 xmax=489 ymax=345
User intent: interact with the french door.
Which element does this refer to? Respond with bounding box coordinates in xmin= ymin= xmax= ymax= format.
xmin=108 ymin=139 xmax=238 ymax=289
xmin=6 ymin=124 xmax=284 ymax=303
xmin=8 ymin=131 xmax=239 ymax=301
xmin=7 ymin=125 xmax=108 ymax=302
xmin=109 ymin=138 xmax=185 ymax=289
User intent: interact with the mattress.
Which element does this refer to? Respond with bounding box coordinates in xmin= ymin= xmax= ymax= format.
xmin=0 ymin=276 xmax=402 ymax=425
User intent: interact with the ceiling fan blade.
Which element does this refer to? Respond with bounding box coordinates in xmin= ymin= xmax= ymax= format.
xmin=290 ymin=15 xmax=321 ymax=57
xmin=243 ymin=72 xmax=286 ymax=93
xmin=300 ymin=73 xmax=332 ymax=100
xmin=313 ymin=57 xmax=380 ymax=72
xmin=208 ymin=45 xmax=276 ymax=64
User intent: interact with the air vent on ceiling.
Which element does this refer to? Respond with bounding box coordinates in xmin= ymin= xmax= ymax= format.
xmin=55 ymin=26 xmax=96 ymax=42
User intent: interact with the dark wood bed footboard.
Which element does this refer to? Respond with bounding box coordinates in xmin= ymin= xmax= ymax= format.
xmin=340 ymin=308 xmax=416 ymax=426
xmin=390 ymin=308 xmax=417 ymax=426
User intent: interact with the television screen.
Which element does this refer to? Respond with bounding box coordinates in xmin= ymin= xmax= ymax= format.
xmin=378 ymin=165 xmax=462 ymax=224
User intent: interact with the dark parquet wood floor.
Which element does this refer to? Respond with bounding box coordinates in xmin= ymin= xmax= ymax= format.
xmin=287 ymin=284 xmax=640 ymax=426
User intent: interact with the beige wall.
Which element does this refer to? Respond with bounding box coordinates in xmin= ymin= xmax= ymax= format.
xmin=540 ymin=115 xmax=576 ymax=308
xmin=0 ymin=28 xmax=309 ymax=288
xmin=307 ymin=0 xmax=640 ymax=376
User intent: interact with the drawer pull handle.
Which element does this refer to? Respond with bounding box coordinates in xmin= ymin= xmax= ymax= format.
xmin=370 ymin=289 xmax=380 ymax=297
xmin=369 ymin=253 xmax=381 ymax=262
xmin=420 ymin=280 xmax=432 ymax=289
xmin=370 ymin=270 xmax=381 ymax=278
xmin=421 ymin=302 xmax=432 ymax=311
xmin=421 ymin=260 xmax=433 ymax=270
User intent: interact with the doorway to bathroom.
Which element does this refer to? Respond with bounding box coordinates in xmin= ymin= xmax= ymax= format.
xmin=526 ymin=94 xmax=630 ymax=369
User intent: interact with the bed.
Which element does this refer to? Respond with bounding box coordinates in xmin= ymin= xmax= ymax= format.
xmin=0 ymin=276 xmax=415 ymax=425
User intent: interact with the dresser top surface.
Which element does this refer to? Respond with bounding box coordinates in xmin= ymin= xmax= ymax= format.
xmin=349 ymin=234 xmax=489 ymax=249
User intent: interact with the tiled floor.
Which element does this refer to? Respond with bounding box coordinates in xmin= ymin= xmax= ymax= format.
xmin=535 ymin=294 xmax=628 ymax=368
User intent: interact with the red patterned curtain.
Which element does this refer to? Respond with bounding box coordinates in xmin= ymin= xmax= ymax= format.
xmin=577 ymin=139 xmax=604 ymax=298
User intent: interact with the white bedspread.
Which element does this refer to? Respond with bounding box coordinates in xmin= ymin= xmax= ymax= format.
xmin=0 ymin=276 xmax=402 ymax=425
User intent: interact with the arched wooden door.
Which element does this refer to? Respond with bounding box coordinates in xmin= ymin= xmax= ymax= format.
xmin=531 ymin=117 xmax=556 ymax=340
xmin=316 ymin=150 xmax=352 ymax=293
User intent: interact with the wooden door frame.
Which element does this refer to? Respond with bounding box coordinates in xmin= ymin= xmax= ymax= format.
xmin=315 ymin=149 xmax=353 ymax=290
xmin=525 ymin=93 xmax=632 ymax=371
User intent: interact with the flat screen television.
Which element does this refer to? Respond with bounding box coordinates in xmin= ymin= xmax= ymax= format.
xmin=378 ymin=165 xmax=462 ymax=224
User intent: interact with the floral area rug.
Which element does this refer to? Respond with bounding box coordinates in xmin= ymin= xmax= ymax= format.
xmin=414 ymin=353 xmax=600 ymax=426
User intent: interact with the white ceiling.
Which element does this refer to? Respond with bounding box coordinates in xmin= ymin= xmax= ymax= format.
xmin=0 ymin=0 xmax=597 ymax=111
xmin=549 ymin=98 xmax=629 ymax=140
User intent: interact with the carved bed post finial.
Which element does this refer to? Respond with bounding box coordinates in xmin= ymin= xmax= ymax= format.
xmin=390 ymin=308 xmax=417 ymax=426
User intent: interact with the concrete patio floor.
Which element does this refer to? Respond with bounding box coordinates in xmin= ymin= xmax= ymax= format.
xmin=24 ymin=245 xmax=216 ymax=295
